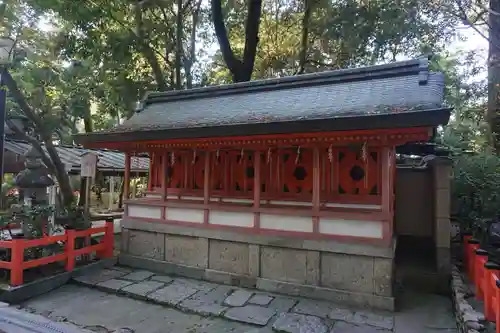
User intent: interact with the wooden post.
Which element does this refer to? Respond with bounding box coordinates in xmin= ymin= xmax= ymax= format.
xmin=381 ymin=146 xmax=393 ymax=242
xmin=84 ymin=175 xmax=91 ymax=216
xmin=65 ymin=229 xmax=76 ymax=271
xmin=108 ymin=176 xmax=115 ymax=210
xmin=103 ymin=217 xmax=114 ymax=258
xmin=203 ymin=151 xmax=210 ymax=224
xmin=148 ymin=152 xmax=153 ymax=191
xmin=162 ymin=152 xmax=168 ymax=200
xmin=131 ymin=154 xmax=137 ymax=199
xmin=124 ymin=152 xmax=131 ymax=201
xmin=253 ymin=151 xmax=261 ymax=229
xmin=10 ymin=240 xmax=24 ymax=286
xmin=312 ymin=148 xmax=321 ymax=233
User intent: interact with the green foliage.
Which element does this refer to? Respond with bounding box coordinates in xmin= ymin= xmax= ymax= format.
xmin=451 ymin=152 xmax=500 ymax=223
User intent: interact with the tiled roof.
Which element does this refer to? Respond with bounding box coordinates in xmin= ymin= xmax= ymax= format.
xmin=74 ymin=57 xmax=449 ymax=145
xmin=4 ymin=140 xmax=149 ymax=174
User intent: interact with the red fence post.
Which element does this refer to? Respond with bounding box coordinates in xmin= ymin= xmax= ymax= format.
xmin=103 ymin=218 xmax=114 ymax=258
xmin=65 ymin=229 xmax=76 ymax=272
xmin=10 ymin=240 xmax=24 ymax=286
xmin=475 ymin=249 xmax=489 ymax=300
xmin=485 ymin=262 xmax=500 ymax=321
xmin=469 ymin=240 xmax=480 ymax=282
xmin=495 ymin=280 xmax=500 ymax=333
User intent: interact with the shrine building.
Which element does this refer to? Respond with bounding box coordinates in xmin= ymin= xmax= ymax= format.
xmin=74 ymin=58 xmax=451 ymax=310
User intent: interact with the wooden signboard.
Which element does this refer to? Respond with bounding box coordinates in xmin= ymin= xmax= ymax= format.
xmin=81 ymin=153 xmax=98 ymax=178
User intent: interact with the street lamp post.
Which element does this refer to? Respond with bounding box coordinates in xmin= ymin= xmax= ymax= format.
xmin=0 ymin=37 xmax=16 ymax=185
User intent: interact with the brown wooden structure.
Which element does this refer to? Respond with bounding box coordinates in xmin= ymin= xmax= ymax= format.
xmin=74 ymin=58 xmax=451 ymax=310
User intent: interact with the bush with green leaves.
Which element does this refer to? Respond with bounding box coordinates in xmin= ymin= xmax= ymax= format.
xmin=451 ymin=151 xmax=500 ymax=235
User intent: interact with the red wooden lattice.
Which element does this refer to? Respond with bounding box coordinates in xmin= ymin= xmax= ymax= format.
xmin=337 ymin=148 xmax=379 ymax=196
xmin=151 ymin=147 xmax=382 ymax=203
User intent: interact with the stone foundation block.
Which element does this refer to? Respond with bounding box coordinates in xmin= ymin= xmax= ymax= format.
xmin=127 ymin=230 xmax=164 ymax=260
xmin=260 ymin=247 xmax=319 ymax=285
xmin=320 ymin=253 xmax=374 ymax=293
xmin=165 ymin=235 xmax=208 ymax=268
xmin=208 ymin=240 xmax=249 ymax=275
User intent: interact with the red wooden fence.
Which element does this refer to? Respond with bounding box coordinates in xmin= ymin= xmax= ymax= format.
xmin=0 ymin=221 xmax=114 ymax=286
xmin=464 ymin=237 xmax=500 ymax=332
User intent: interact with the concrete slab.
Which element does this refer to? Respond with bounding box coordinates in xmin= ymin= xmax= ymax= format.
xmin=224 ymin=305 xmax=275 ymax=326
xmin=21 ymin=285 xmax=255 ymax=333
xmin=120 ymin=270 xmax=155 ymax=282
xmin=147 ymin=281 xmax=199 ymax=306
xmin=121 ymin=280 xmax=165 ymax=298
xmin=96 ymin=279 xmax=134 ymax=292
xmin=272 ymin=312 xmax=329 ymax=333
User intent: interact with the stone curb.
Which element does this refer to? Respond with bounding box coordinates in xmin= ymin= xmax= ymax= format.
xmin=450 ymin=264 xmax=486 ymax=333
xmin=0 ymin=257 xmax=117 ymax=304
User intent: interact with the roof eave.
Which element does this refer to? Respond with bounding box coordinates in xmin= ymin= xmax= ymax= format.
xmin=73 ymin=108 xmax=452 ymax=147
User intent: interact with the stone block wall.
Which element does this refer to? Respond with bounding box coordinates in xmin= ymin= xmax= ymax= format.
xmin=432 ymin=158 xmax=452 ymax=279
xmin=119 ymin=221 xmax=396 ymax=310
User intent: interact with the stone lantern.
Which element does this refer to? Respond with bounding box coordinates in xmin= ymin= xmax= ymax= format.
xmin=14 ymin=146 xmax=54 ymax=206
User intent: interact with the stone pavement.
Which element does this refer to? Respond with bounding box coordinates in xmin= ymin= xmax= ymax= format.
xmin=0 ymin=304 xmax=89 ymax=332
xmin=19 ymin=265 xmax=459 ymax=333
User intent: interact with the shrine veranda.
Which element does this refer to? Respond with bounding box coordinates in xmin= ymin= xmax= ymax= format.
xmin=74 ymin=58 xmax=451 ymax=310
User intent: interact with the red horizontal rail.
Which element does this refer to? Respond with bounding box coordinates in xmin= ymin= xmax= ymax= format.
xmin=0 ymin=260 xmax=11 ymax=269
xmin=0 ymin=221 xmax=115 ymax=286
xmin=22 ymin=253 xmax=67 ymax=270
xmin=23 ymin=235 xmax=67 ymax=248
xmin=74 ymin=243 xmax=104 ymax=257
xmin=0 ymin=241 xmax=13 ymax=249
xmin=74 ymin=227 xmax=107 ymax=238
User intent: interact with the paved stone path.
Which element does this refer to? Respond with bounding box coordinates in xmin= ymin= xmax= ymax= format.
xmin=19 ymin=265 xmax=459 ymax=333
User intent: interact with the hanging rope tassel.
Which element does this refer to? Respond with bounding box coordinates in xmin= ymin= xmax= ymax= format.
xmin=328 ymin=144 xmax=333 ymax=163
xmin=171 ymin=152 xmax=175 ymax=166
xmin=295 ymin=146 xmax=301 ymax=164
xmin=267 ymin=148 xmax=272 ymax=164
xmin=192 ymin=149 xmax=197 ymax=165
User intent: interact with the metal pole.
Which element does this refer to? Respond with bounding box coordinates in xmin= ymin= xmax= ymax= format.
xmin=0 ymin=70 xmax=7 ymax=185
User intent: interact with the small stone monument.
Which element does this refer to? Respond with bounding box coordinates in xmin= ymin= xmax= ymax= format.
xmin=14 ymin=146 xmax=55 ymax=206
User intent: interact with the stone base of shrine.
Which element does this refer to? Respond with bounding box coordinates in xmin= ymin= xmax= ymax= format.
xmin=119 ymin=218 xmax=396 ymax=311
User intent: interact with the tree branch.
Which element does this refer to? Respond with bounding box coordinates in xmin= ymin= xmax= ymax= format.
xmin=241 ymin=0 xmax=263 ymax=81
xmin=5 ymin=119 xmax=57 ymax=174
xmin=2 ymin=69 xmax=74 ymax=206
xmin=211 ymin=0 xmax=242 ymax=78
xmin=134 ymin=0 xmax=168 ymax=91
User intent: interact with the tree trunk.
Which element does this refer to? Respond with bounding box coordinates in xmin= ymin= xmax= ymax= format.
xmin=175 ymin=0 xmax=183 ymax=89
xmin=185 ymin=0 xmax=203 ymax=89
xmin=297 ymin=0 xmax=312 ymax=75
xmin=488 ymin=0 xmax=500 ymax=152
xmin=83 ymin=115 xmax=92 ymax=133
xmin=2 ymin=70 xmax=75 ymax=207
xmin=211 ymin=0 xmax=263 ymax=82
xmin=134 ymin=0 xmax=167 ymax=91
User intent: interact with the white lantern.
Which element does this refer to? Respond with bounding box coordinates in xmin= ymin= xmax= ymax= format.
xmin=0 ymin=37 xmax=15 ymax=65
